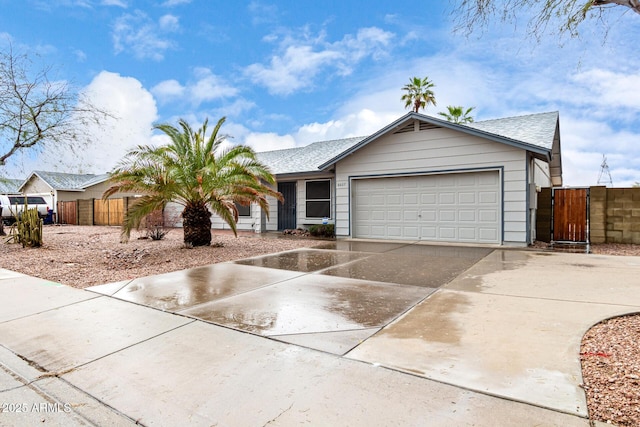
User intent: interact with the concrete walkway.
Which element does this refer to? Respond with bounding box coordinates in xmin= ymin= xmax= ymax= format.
xmin=1 ymin=244 xmax=639 ymax=426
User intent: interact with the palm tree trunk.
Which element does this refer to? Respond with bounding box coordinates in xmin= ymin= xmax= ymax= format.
xmin=182 ymin=202 xmax=212 ymax=246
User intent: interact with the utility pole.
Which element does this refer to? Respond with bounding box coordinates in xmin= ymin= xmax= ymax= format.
xmin=597 ymin=154 xmax=613 ymax=187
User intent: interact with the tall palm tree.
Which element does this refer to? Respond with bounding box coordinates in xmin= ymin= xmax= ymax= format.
xmin=401 ymin=76 xmax=437 ymax=113
xmin=104 ymin=117 xmax=282 ymax=247
xmin=437 ymin=105 xmax=475 ymax=124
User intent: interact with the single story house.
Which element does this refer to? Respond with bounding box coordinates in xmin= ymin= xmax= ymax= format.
xmin=18 ymin=171 xmax=112 ymax=208
xmin=191 ymin=111 xmax=562 ymax=247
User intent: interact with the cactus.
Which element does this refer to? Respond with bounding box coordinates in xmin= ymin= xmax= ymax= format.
xmin=6 ymin=204 xmax=43 ymax=247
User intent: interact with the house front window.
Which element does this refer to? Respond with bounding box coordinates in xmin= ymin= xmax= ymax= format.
xmin=305 ymin=180 xmax=331 ymax=218
xmin=235 ymin=202 xmax=251 ymax=217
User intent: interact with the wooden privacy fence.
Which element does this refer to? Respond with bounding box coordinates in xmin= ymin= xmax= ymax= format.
xmin=552 ymin=188 xmax=589 ymax=243
xmin=56 ymin=201 xmax=77 ymax=225
xmin=94 ymin=198 xmax=124 ymax=226
xmin=55 ymin=198 xmax=127 ymax=226
xmin=537 ymin=186 xmax=640 ymax=245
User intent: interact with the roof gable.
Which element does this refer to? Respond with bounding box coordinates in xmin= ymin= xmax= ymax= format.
xmin=318 ymin=111 xmax=560 ymax=170
xmin=19 ymin=171 xmax=109 ymax=192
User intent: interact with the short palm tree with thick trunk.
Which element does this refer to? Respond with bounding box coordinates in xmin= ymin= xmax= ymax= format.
xmin=104 ymin=117 xmax=282 ymax=246
xmin=401 ymin=76 xmax=437 ymax=113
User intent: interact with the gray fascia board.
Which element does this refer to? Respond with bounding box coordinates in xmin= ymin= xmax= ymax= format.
xmin=275 ymin=171 xmax=335 ymax=181
xmin=319 ymin=112 xmax=552 ymax=170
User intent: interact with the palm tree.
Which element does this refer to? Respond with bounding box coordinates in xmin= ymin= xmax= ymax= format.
xmin=104 ymin=117 xmax=282 ymax=247
xmin=401 ymin=76 xmax=437 ymax=113
xmin=437 ymin=105 xmax=475 ymax=124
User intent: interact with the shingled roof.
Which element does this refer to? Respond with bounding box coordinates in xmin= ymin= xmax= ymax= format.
xmin=0 ymin=178 xmax=23 ymax=194
xmin=19 ymin=171 xmax=109 ymax=192
xmin=257 ymin=136 xmax=365 ymax=175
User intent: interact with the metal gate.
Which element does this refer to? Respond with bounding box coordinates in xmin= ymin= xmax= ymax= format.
xmin=552 ymin=188 xmax=589 ymax=243
xmin=277 ymin=182 xmax=296 ymax=230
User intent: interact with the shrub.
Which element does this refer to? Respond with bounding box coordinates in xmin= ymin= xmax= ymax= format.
xmin=308 ymin=224 xmax=335 ymax=238
xmin=143 ymin=210 xmax=169 ymax=241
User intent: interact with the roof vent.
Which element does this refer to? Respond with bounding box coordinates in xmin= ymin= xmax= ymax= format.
xmin=419 ymin=122 xmax=440 ymax=131
xmin=393 ymin=122 xmax=415 ymax=134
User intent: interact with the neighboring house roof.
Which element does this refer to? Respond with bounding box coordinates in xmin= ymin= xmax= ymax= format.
xmin=18 ymin=171 xmax=110 ymax=192
xmin=319 ymin=111 xmax=561 ymax=170
xmin=257 ymin=136 xmax=366 ymax=175
xmin=0 ymin=178 xmax=23 ymax=194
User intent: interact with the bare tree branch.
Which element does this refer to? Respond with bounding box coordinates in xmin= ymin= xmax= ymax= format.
xmin=451 ymin=0 xmax=638 ymax=39
xmin=0 ymin=43 xmax=111 ymax=167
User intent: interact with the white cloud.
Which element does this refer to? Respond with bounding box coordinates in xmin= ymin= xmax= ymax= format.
xmin=112 ymin=10 xmax=179 ymax=61
xmin=34 ymin=71 xmax=159 ymax=174
xmin=74 ymin=49 xmax=87 ymax=62
xmin=101 ymin=0 xmax=127 ymax=7
xmin=248 ymin=1 xmax=279 ymax=25
xmin=572 ymin=69 xmax=640 ymax=111
xmin=162 ymin=0 xmax=191 ymax=6
xmin=245 ymin=26 xmax=394 ymax=95
xmin=151 ymin=79 xmax=185 ymax=100
xmin=296 ymin=109 xmax=400 ymax=145
xmin=189 ymin=68 xmax=238 ymax=104
xmin=158 ymin=14 xmax=180 ymax=32
xmin=243 ymin=132 xmax=297 ymax=152
xmin=151 ymin=68 xmax=238 ymax=107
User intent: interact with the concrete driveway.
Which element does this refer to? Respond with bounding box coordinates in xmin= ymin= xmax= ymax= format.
xmin=1 ymin=241 xmax=640 ymax=425
xmin=88 ymin=242 xmax=492 ymax=354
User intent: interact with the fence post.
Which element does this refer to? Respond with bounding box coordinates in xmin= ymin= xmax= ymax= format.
xmin=589 ymin=186 xmax=607 ymax=244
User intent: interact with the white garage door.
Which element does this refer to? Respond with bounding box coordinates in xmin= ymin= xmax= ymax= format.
xmin=353 ymin=171 xmax=501 ymax=243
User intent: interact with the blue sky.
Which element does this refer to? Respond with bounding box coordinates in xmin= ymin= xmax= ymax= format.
xmin=1 ymin=0 xmax=639 ymax=186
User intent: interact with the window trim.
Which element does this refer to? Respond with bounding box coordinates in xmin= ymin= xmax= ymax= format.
xmin=305 ymin=179 xmax=331 ymax=219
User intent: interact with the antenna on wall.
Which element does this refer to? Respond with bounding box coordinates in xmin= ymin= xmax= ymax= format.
xmin=597 ymin=154 xmax=613 ymax=187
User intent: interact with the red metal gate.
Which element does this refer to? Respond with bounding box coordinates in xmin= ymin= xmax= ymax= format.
xmin=552 ymin=188 xmax=589 ymax=243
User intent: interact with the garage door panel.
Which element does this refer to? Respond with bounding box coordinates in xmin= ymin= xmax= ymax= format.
xmin=387 ymin=210 xmax=402 ymax=221
xmin=421 ymin=226 xmax=436 ymax=238
xmin=458 ymin=192 xmax=476 ymax=204
xmin=403 ymin=193 xmax=418 ymax=204
xmin=479 ymin=210 xmax=498 ymax=222
xmin=439 ymin=193 xmax=456 ymax=204
xmin=457 ymin=174 xmax=476 ymax=186
xmin=459 ymin=228 xmax=477 ymax=240
xmin=440 ymin=210 xmax=456 ymax=222
xmin=479 ymin=192 xmax=498 ymax=204
xmin=479 ymin=228 xmax=498 ymax=241
xmin=421 ymin=193 xmax=436 ymax=204
xmin=459 ymin=210 xmax=476 ymax=221
xmin=439 ymin=227 xmax=456 ymax=239
xmin=421 ymin=209 xmax=436 ymax=221
xmin=387 ymin=194 xmax=402 ymax=204
xmin=353 ymin=171 xmax=500 ymax=243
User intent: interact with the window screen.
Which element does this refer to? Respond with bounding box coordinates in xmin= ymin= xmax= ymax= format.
xmin=235 ymin=203 xmax=251 ymax=217
xmin=305 ymin=180 xmax=330 ymax=218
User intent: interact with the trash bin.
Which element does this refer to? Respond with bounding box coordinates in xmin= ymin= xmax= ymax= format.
xmin=45 ymin=208 xmax=54 ymax=225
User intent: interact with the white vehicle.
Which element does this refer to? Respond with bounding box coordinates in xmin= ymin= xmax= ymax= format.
xmin=0 ymin=195 xmax=50 ymax=224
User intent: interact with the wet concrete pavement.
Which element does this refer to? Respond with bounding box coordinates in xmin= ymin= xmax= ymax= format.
xmin=1 ymin=242 xmax=639 ymax=425
xmin=89 ymin=244 xmax=490 ymax=354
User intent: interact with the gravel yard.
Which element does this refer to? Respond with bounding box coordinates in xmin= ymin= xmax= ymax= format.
xmin=1 ymin=224 xmax=639 ymax=425
xmin=0 ymin=225 xmax=320 ymax=288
